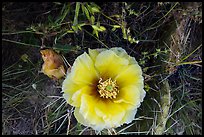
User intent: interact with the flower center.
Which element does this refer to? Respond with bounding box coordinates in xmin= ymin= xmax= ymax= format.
xmin=97 ymin=78 xmax=119 ymax=99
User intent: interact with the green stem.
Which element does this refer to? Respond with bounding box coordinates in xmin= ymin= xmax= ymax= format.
xmin=180 ymin=44 xmax=202 ymax=62
xmin=101 ymin=12 xmax=121 ymax=25
xmin=83 ymin=29 xmax=109 ymax=49
xmin=140 ymin=2 xmax=179 ymax=35
xmin=2 ymin=30 xmax=43 ymax=35
xmin=2 ymin=38 xmax=41 ymax=48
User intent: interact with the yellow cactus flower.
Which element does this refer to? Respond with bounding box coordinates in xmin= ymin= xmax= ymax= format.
xmin=40 ymin=49 xmax=66 ymax=80
xmin=62 ymin=47 xmax=146 ymax=131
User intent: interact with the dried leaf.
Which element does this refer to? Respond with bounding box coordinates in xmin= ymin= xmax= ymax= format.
xmin=40 ymin=49 xmax=66 ymax=80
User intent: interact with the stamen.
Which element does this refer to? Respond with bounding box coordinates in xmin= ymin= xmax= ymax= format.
xmin=97 ymin=78 xmax=119 ymax=99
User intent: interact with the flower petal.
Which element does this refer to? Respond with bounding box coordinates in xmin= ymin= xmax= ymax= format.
xmin=71 ymin=86 xmax=93 ymax=107
xmin=70 ymin=52 xmax=99 ymax=85
xmin=88 ymin=48 xmax=106 ymax=62
xmin=113 ymin=85 xmax=144 ymax=109
xmin=77 ymin=93 xmax=126 ymax=131
xmin=88 ymin=48 xmax=99 ymax=62
xmin=74 ymin=107 xmax=105 ymax=131
xmin=74 ymin=107 xmax=89 ymax=126
xmin=94 ymin=99 xmax=125 ymax=128
xmin=121 ymin=109 xmax=138 ymax=124
xmin=95 ymin=50 xmax=129 ymax=79
xmin=110 ymin=47 xmax=137 ymax=65
xmin=140 ymin=89 xmax=146 ymax=102
xmin=62 ymin=76 xmax=83 ymax=105
xmin=115 ymin=64 xmax=144 ymax=88
xmin=62 ymin=73 xmax=93 ymax=107
xmin=78 ymin=94 xmax=105 ymax=130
